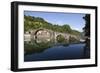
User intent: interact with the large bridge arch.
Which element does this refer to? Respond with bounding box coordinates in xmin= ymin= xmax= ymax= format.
xmin=30 ymin=28 xmax=55 ymax=42
xmin=35 ymin=29 xmax=51 ymax=39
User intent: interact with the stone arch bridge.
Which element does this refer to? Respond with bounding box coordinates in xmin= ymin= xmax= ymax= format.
xmin=24 ymin=28 xmax=78 ymax=42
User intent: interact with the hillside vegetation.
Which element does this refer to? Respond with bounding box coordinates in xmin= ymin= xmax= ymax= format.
xmin=24 ymin=15 xmax=81 ymax=36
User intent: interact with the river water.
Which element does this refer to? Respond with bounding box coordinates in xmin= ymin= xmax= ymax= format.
xmin=24 ymin=43 xmax=90 ymax=62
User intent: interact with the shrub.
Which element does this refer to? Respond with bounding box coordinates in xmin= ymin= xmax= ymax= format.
xmin=56 ymin=34 xmax=65 ymax=43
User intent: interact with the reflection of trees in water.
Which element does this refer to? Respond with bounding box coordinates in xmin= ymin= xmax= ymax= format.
xmin=83 ymin=44 xmax=90 ymax=58
xmin=24 ymin=40 xmax=52 ymax=55
xmin=24 ymin=31 xmax=82 ymax=56
xmin=24 ymin=38 xmax=69 ymax=55
xmin=24 ymin=36 xmax=80 ymax=56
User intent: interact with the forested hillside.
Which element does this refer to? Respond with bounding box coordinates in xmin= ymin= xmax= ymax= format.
xmin=24 ymin=15 xmax=81 ymax=36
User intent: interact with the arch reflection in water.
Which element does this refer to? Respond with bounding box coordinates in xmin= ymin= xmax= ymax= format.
xmin=24 ymin=38 xmax=90 ymax=62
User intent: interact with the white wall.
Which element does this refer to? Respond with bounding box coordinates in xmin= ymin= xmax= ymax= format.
xmin=0 ymin=0 xmax=99 ymax=73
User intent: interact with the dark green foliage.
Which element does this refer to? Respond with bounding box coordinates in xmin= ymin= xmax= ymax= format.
xmin=83 ymin=14 xmax=90 ymax=49
xmin=83 ymin=14 xmax=90 ymax=37
xmin=71 ymin=30 xmax=81 ymax=35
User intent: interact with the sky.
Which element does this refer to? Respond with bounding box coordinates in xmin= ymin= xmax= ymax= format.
xmin=24 ymin=11 xmax=86 ymax=32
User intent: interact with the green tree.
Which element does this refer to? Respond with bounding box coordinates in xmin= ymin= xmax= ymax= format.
xmin=83 ymin=14 xmax=90 ymax=49
xmin=62 ymin=24 xmax=72 ymax=33
xmin=56 ymin=34 xmax=65 ymax=43
xmin=83 ymin=14 xmax=90 ymax=37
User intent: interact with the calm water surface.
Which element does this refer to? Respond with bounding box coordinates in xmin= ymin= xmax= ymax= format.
xmin=24 ymin=43 xmax=90 ymax=62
